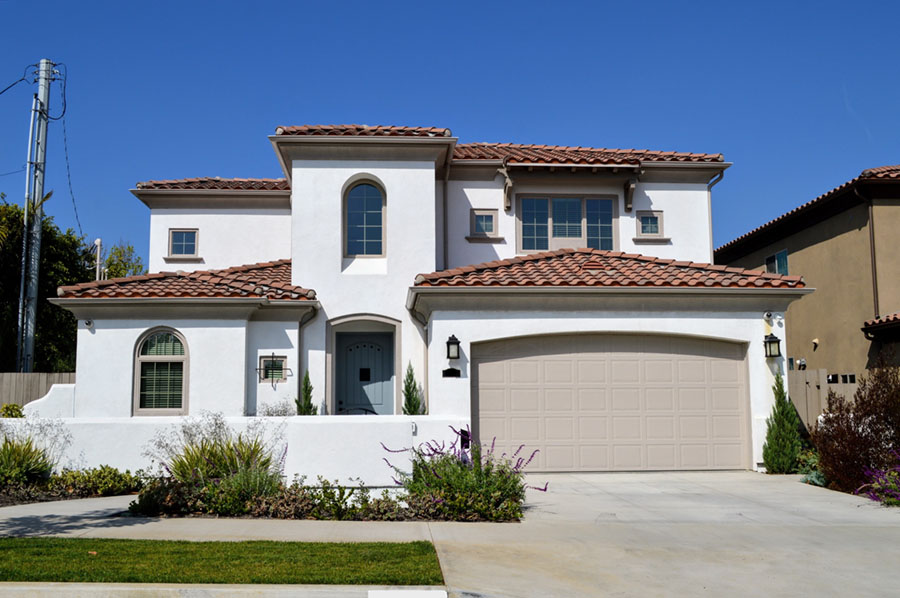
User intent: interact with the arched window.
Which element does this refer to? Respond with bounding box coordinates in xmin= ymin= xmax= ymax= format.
xmin=133 ymin=328 xmax=188 ymax=415
xmin=345 ymin=182 xmax=384 ymax=256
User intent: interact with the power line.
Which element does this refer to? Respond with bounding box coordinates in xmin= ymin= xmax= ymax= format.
xmin=0 ymin=65 xmax=35 ymax=97
xmin=48 ymin=63 xmax=66 ymax=121
xmin=0 ymin=166 xmax=26 ymax=177
xmin=58 ymin=67 xmax=84 ymax=238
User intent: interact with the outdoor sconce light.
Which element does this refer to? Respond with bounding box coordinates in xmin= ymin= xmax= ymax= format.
xmin=764 ymin=334 xmax=782 ymax=358
xmin=446 ymin=335 xmax=461 ymax=360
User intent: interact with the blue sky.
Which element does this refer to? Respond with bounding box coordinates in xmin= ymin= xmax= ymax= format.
xmin=1 ymin=1 xmax=897 ymax=266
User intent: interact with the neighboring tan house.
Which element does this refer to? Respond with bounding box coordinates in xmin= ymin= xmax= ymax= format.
xmin=25 ymin=125 xmax=808 ymax=482
xmin=715 ymin=166 xmax=900 ymax=419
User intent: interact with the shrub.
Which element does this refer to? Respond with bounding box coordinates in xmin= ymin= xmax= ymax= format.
xmin=0 ymin=404 xmax=24 ymax=418
xmin=295 ymin=371 xmax=317 ymax=415
xmin=204 ymin=466 xmax=283 ymax=516
xmin=0 ymin=437 xmax=53 ymax=485
xmin=402 ymin=363 xmax=424 ymax=415
xmin=762 ymin=373 xmax=802 ymax=473
xmin=812 ymin=365 xmax=900 ymax=492
xmin=258 ymin=400 xmax=295 ymax=417
xmin=797 ymin=449 xmax=827 ymax=487
xmin=857 ymin=450 xmax=900 ymax=506
xmin=386 ymin=428 xmax=534 ymax=521
xmin=50 ymin=465 xmax=143 ymax=497
xmin=129 ymin=477 xmax=205 ymax=516
xmin=250 ymin=479 xmax=316 ymax=519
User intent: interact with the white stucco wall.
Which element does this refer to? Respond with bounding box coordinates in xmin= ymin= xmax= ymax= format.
xmin=445 ymin=177 xmax=714 ymax=268
xmin=291 ymin=161 xmax=437 ymax=411
xmin=247 ymin=321 xmax=300 ymax=415
xmin=73 ymin=319 xmax=248 ymax=418
xmin=148 ymin=208 xmax=291 ymax=273
xmin=425 ymin=308 xmax=787 ymax=469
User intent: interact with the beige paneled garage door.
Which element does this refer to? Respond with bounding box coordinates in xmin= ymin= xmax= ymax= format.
xmin=472 ymin=334 xmax=749 ymax=471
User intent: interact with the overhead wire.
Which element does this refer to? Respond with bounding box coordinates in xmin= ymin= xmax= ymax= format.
xmin=54 ymin=64 xmax=84 ymax=237
xmin=0 ymin=65 xmax=33 ymax=97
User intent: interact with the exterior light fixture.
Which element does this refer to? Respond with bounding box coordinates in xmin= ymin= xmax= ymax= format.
xmin=446 ymin=335 xmax=461 ymax=360
xmin=764 ymin=334 xmax=782 ymax=358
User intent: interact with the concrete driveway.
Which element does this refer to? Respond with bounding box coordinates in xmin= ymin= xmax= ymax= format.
xmin=1 ymin=472 xmax=898 ymax=597
xmin=431 ymin=471 xmax=900 ymax=597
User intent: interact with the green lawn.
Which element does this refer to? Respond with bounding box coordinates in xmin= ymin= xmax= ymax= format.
xmin=0 ymin=538 xmax=443 ymax=585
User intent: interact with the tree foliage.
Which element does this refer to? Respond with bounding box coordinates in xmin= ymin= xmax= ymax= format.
xmin=0 ymin=201 xmax=93 ymax=372
xmin=762 ymin=373 xmax=802 ymax=474
xmin=295 ymin=371 xmax=317 ymax=415
xmin=104 ymin=241 xmax=145 ymax=279
xmin=402 ymin=362 xmax=424 ymax=415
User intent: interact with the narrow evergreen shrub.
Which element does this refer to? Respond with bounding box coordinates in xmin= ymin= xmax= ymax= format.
xmin=402 ymin=362 xmax=423 ymax=415
xmin=295 ymin=371 xmax=317 ymax=415
xmin=762 ymin=373 xmax=802 ymax=473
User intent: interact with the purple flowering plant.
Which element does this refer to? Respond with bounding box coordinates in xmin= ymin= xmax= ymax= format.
xmin=382 ymin=426 xmax=546 ymax=521
xmin=857 ymin=450 xmax=900 ymax=507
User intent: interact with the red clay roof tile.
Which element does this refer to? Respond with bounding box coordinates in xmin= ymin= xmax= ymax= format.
xmin=57 ymin=260 xmax=315 ymax=301
xmin=863 ymin=312 xmax=900 ymax=330
xmin=453 ymin=142 xmax=723 ymax=165
xmin=415 ymin=248 xmax=805 ymax=289
xmin=135 ymin=177 xmax=289 ymax=191
xmin=275 ymin=124 xmax=452 ymax=137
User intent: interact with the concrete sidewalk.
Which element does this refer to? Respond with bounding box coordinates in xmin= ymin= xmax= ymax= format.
xmin=2 ymin=472 xmax=900 ymax=597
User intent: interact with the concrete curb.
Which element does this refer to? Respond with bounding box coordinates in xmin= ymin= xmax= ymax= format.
xmin=0 ymin=583 xmax=448 ymax=597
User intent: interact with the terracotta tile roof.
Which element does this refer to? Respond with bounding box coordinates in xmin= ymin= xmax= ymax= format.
xmin=453 ymin=143 xmax=724 ymax=165
xmin=135 ymin=177 xmax=289 ymax=191
xmin=275 ymin=124 xmax=452 ymax=137
xmin=415 ymin=248 xmax=804 ymax=289
xmin=716 ymin=165 xmax=900 ymax=256
xmin=863 ymin=312 xmax=900 ymax=331
xmin=57 ymin=260 xmax=315 ymax=301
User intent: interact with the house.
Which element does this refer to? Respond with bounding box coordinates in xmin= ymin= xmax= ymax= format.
xmin=26 ymin=125 xmax=808 ymax=483
xmin=715 ymin=166 xmax=900 ymax=422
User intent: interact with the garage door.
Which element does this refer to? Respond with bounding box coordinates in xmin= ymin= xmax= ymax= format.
xmin=472 ymin=334 xmax=749 ymax=471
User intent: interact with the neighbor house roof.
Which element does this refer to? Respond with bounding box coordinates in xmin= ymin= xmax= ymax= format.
xmin=56 ymin=260 xmax=315 ymax=301
xmin=414 ymin=248 xmax=805 ymax=289
xmin=716 ymin=165 xmax=900 ymax=260
xmin=274 ymin=124 xmax=452 ymax=137
xmin=453 ymin=143 xmax=723 ymax=165
xmin=135 ymin=177 xmax=289 ymax=191
xmin=862 ymin=312 xmax=900 ymax=334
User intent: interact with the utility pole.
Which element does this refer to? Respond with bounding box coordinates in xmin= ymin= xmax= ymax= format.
xmin=16 ymin=59 xmax=54 ymax=373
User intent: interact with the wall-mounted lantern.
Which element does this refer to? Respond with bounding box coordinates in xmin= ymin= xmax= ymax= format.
xmin=764 ymin=334 xmax=782 ymax=358
xmin=446 ymin=335 xmax=461 ymax=360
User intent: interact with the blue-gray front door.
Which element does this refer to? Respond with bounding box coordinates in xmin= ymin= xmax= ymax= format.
xmin=336 ymin=332 xmax=394 ymax=415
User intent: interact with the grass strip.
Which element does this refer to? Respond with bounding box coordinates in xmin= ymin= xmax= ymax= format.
xmin=0 ymin=538 xmax=443 ymax=585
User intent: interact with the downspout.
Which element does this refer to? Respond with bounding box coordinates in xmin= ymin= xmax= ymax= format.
xmin=441 ymin=148 xmax=453 ymax=271
xmin=855 ymin=186 xmax=879 ymax=318
xmin=707 ymin=171 xmax=725 ymax=263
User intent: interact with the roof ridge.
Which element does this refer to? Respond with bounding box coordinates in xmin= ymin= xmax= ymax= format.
xmin=454 ymin=141 xmax=722 ymax=159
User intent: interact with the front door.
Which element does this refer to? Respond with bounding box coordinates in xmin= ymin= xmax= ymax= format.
xmin=336 ymin=333 xmax=394 ymax=415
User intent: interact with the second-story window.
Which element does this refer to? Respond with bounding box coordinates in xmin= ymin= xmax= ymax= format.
xmin=346 ymin=183 xmax=384 ymax=257
xmin=519 ymin=197 xmax=614 ymax=252
xmin=765 ymin=249 xmax=788 ymax=275
xmin=169 ymin=229 xmax=198 ymax=257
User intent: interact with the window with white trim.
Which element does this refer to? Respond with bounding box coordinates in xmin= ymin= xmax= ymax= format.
xmin=635 ymin=211 xmax=664 ymax=238
xmin=345 ymin=183 xmax=384 ymax=257
xmin=259 ymin=356 xmax=287 ymax=383
xmin=134 ymin=329 xmax=187 ymax=415
xmin=518 ymin=196 xmax=615 ymax=252
xmin=168 ymin=229 xmax=198 ymax=257
xmin=468 ymin=209 xmax=500 ymax=241
xmin=765 ymin=250 xmax=788 ymax=275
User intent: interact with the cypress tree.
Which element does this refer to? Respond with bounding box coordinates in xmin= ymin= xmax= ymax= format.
xmin=762 ymin=373 xmax=802 ymax=473
xmin=295 ymin=370 xmax=317 ymax=415
xmin=402 ymin=362 xmax=424 ymax=415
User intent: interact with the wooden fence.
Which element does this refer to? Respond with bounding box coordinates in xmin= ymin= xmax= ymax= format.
xmin=0 ymin=372 xmax=75 ymax=407
xmin=788 ymin=369 xmax=857 ymax=432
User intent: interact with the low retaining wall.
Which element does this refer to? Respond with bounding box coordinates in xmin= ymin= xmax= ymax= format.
xmin=2 ymin=415 xmax=466 ymax=487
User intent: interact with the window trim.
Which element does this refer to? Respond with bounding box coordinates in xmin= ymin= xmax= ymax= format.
xmin=633 ymin=210 xmax=670 ymax=244
xmin=467 ymin=208 xmax=504 ymax=243
xmin=167 ymin=229 xmax=199 ymax=259
xmin=764 ymin=249 xmax=789 ymax=275
xmin=259 ymin=355 xmax=288 ymax=383
xmin=132 ymin=327 xmax=189 ymax=416
xmin=343 ymin=180 xmax=387 ymax=259
xmin=515 ymin=194 xmax=618 ymax=254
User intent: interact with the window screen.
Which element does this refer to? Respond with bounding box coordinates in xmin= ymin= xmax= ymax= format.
xmin=552 ymin=198 xmax=582 ymax=237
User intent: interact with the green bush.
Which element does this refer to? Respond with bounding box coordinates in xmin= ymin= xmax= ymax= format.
xmin=204 ymin=466 xmax=283 ymax=516
xmin=812 ymin=365 xmax=900 ymax=492
xmin=402 ymin=363 xmax=424 ymax=415
xmin=797 ymin=449 xmax=826 ymax=487
xmin=0 ymin=436 xmax=53 ymax=485
xmin=295 ymin=371 xmax=317 ymax=415
xmin=167 ymin=434 xmax=273 ymax=484
xmin=0 ymin=404 xmax=24 ymax=418
xmin=50 ymin=465 xmax=143 ymax=497
xmin=129 ymin=478 xmax=205 ymax=516
xmin=762 ymin=373 xmax=802 ymax=474
xmin=857 ymin=451 xmax=900 ymax=506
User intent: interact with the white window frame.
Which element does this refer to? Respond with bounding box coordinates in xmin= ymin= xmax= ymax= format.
xmin=343 ymin=181 xmax=386 ymax=258
xmin=133 ymin=327 xmax=189 ymax=416
xmin=167 ymin=228 xmax=200 ymax=259
xmin=467 ymin=208 xmax=503 ymax=243
xmin=515 ymin=195 xmax=618 ymax=253
xmin=765 ymin=249 xmax=789 ymax=275
xmin=633 ymin=210 xmax=670 ymax=244
xmin=259 ymin=355 xmax=288 ymax=383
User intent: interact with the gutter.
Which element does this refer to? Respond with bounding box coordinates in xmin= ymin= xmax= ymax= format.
xmin=855 ymin=185 xmax=880 ymax=319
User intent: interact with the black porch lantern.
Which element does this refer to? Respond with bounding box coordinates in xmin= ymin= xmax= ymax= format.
xmin=446 ymin=335 xmax=461 ymax=360
xmin=764 ymin=334 xmax=782 ymax=358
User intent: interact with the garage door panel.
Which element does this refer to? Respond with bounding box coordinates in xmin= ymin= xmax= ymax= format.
xmin=472 ymin=334 xmax=748 ymax=472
